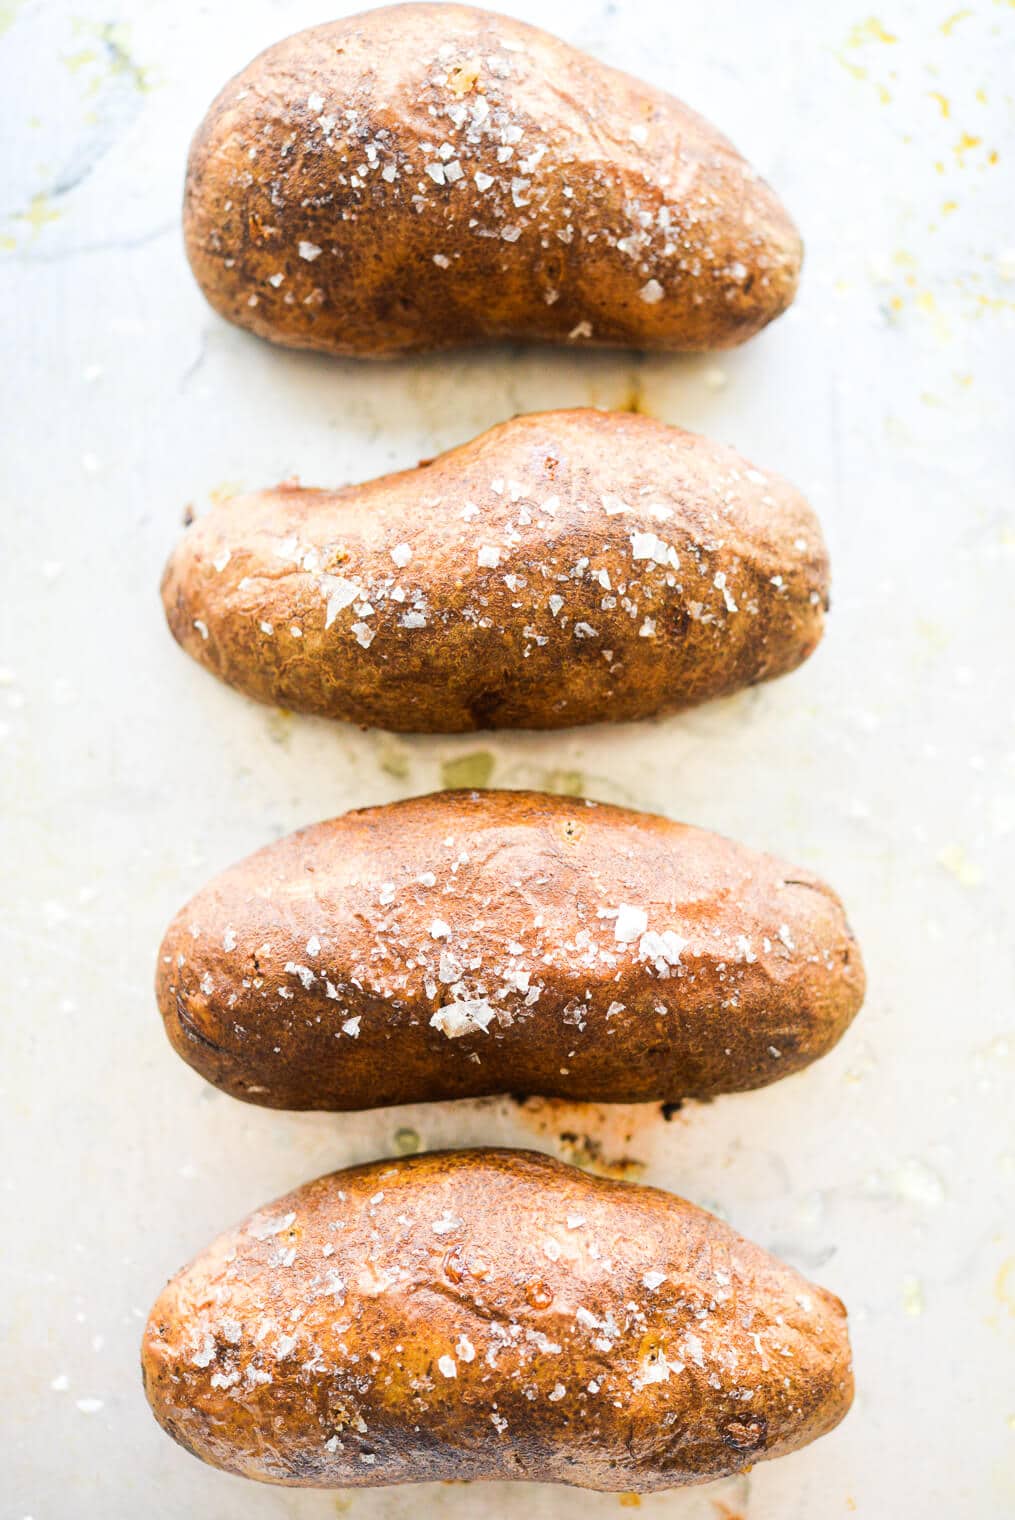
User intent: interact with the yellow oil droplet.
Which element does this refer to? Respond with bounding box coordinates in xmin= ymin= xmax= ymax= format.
xmin=545 ymin=768 xmax=586 ymax=798
xmin=209 ymin=480 xmax=243 ymax=505
xmin=0 ymin=0 xmax=27 ymax=37
xmin=847 ymin=17 xmax=899 ymax=45
xmin=16 ymin=193 xmax=60 ymax=237
xmin=375 ymin=736 xmax=410 ymax=781
xmin=441 ymin=750 xmax=495 ymax=790
xmin=937 ymin=844 xmax=983 ymax=887
xmin=929 ymin=91 xmax=951 ymax=118
xmin=836 ymin=54 xmax=868 ymax=80
xmin=62 ymin=46 xmax=98 ymax=72
xmin=902 ymin=1275 xmax=924 ymax=1316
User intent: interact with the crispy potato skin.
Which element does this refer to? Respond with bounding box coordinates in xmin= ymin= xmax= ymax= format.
xmin=142 ymin=1148 xmax=853 ymax=1490
xmin=161 ymin=410 xmax=827 ymax=733
xmin=155 ymin=790 xmax=865 ymax=1111
xmin=183 ymin=4 xmax=802 ymax=357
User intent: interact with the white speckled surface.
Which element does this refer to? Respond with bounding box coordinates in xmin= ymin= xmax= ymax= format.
xmin=1 ymin=1 xmax=1013 ymax=1515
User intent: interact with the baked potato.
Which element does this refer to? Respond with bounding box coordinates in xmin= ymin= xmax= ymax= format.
xmin=161 ymin=409 xmax=828 ymax=732
xmin=183 ymin=4 xmax=802 ymax=357
xmin=155 ymin=789 xmax=865 ymax=1110
xmin=142 ymin=1147 xmax=853 ymax=1490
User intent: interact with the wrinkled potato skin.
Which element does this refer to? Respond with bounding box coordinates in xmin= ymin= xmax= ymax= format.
xmin=142 ymin=1149 xmax=853 ymax=1490
xmin=183 ymin=4 xmax=802 ymax=357
xmin=155 ymin=790 xmax=865 ymax=1111
xmin=161 ymin=410 xmax=827 ymax=733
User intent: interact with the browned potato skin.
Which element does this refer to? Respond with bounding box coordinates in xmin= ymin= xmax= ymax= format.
xmin=161 ymin=410 xmax=827 ymax=733
xmin=183 ymin=4 xmax=802 ymax=358
xmin=155 ymin=790 xmax=865 ymax=1111
xmin=142 ymin=1148 xmax=853 ymax=1490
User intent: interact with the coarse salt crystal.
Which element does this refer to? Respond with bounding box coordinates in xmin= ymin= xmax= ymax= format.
xmin=631 ymin=531 xmax=678 ymax=569
xmin=638 ymin=929 xmax=688 ymax=970
xmin=613 ymin=904 xmax=648 ymax=943
xmin=323 ymin=577 xmax=361 ymax=628
xmin=430 ymin=999 xmax=496 ymax=1038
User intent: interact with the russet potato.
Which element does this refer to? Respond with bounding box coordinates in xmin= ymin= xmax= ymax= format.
xmin=161 ymin=409 xmax=828 ymax=732
xmin=142 ymin=1148 xmax=853 ymax=1490
xmin=155 ymin=789 xmax=865 ymax=1111
xmin=183 ymin=4 xmax=802 ymax=357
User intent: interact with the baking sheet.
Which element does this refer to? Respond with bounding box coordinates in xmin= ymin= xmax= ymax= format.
xmin=2 ymin=0 xmax=1013 ymax=1514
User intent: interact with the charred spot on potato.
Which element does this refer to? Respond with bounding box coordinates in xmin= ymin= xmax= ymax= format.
xmin=441 ymin=1247 xmax=464 ymax=1283
xmin=466 ymin=688 xmax=508 ymax=727
xmin=524 ymin=1278 xmax=554 ymax=1310
xmin=721 ymin=1414 xmax=768 ymax=1453
xmin=174 ymin=993 xmax=229 ymax=1056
